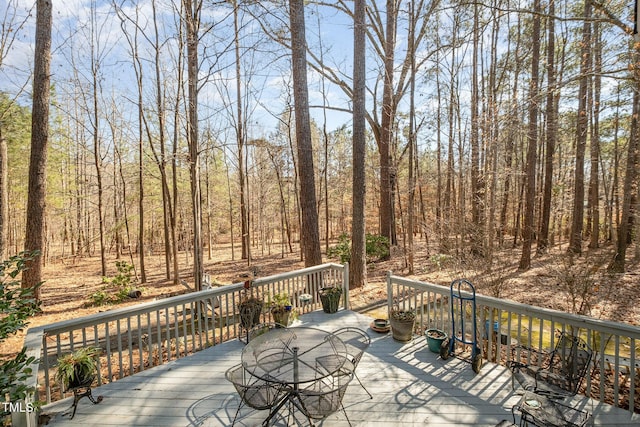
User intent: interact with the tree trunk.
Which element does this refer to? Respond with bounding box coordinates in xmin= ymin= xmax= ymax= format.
xmin=588 ymin=20 xmax=601 ymax=249
xmin=184 ymin=0 xmax=203 ymax=289
xmin=0 ymin=135 xmax=7 ymax=260
xmin=470 ymin=1 xmax=483 ymax=256
xmin=518 ymin=0 xmax=541 ymax=270
xmin=91 ymin=34 xmax=107 ymax=277
xmin=378 ymin=0 xmax=396 ymax=247
xmin=22 ymin=0 xmax=52 ymax=300
xmin=568 ymin=0 xmax=592 ymax=255
xmin=350 ymin=0 xmax=366 ymax=289
xmin=538 ymin=0 xmax=558 ymax=253
xmin=289 ymin=0 xmax=321 ymax=267
xmin=609 ymin=69 xmax=639 ymax=272
xmin=233 ymin=1 xmax=250 ymax=263
xmin=406 ymin=0 xmax=417 ymax=273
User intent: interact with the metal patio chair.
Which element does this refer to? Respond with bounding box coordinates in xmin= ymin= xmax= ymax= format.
xmin=316 ymin=327 xmax=373 ymax=399
xmin=507 ymin=331 xmax=593 ymax=399
xmin=225 ymin=364 xmax=285 ymax=426
xmin=296 ymin=370 xmax=354 ymax=427
xmin=247 ymin=322 xmax=288 ymax=342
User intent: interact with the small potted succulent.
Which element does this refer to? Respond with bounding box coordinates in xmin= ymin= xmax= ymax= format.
xmin=389 ymin=307 xmax=416 ymax=342
xmin=55 ymin=346 xmax=101 ymax=391
xmin=269 ymin=291 xmax=294 ymax=327
xmin=318 ymin=286 xmax=343 ymax=314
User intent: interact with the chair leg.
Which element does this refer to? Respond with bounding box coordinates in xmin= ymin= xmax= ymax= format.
xmin=341 ymin=402 xmax=352 ymax=427
xmin=231 ymin=397 xmax=244 ymax=426
xmin=354 ymin=372 xmax=372 ymax=399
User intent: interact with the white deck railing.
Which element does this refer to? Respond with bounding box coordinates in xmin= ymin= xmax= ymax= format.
xmin=16 ymin=262 xmax=348 ymax=425
xmin=387 ymin=272 xmax=640 ymax=415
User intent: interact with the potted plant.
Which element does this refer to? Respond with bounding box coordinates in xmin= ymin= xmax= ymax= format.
xmin=389 ymin=307 xmax=416 ymax=342
xmin=318 ymin=286 xmax=342 ymax=314
xmin=238 ymin=280 xmax=263 ymax=330
xmin=425 ymin=328 xmax=448 ymax=353
xmin=55 ymin=346 xmax=101 ymax=391
xmin=269 ymin=291 xmax=294 ymax=327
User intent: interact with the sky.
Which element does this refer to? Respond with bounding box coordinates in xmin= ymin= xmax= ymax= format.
xmin=1 ymin=0 xmax=361 ymax=141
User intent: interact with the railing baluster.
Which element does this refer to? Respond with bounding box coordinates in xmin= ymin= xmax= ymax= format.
xmin=614 ymin=335 xmax=621 ymax=406
xmin=136 ymin=314 xmax=143 ymax=373
xmin=116 ymin=319 xmax=123 ymax=379
xmin=155 ymin=310 xmax=162 ymax=366
xmin=630 ymin=338 xmax=636 ymax=415
xmin=164 ymin=306 xmax=171 ymax=361
xmin=43 ymin=337 xmax=51 ymax=404
xmin=105 ymin=322 xmax=112 ymax=382
xmin=127 ymin=316 xmax=133 ymax=376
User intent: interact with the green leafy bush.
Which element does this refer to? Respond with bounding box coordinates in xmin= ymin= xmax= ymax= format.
xmin=1 ymin=251 xmax=42 ymax=418
xmin=365 ymin=234 xmax=390 ymax=261
xmin=326 ymin=233 xmax=390 ymax=263
xmin=91 ymin=261 xmax=138 ymax=306
xmin=326 ymin=233 xmax=351 ymax=263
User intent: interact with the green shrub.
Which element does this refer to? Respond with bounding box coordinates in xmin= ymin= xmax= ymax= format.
xmin=326 ymin=233 xmax=351 ymax=263
xmin=365 ymin=234 xmax=390 ymax=261
xmin=91 ymin=261 xmax=138 ymax=306
xmin=327 ymin=233 xmax=390 ymax=263
xmin=1 ymin=251 xmax=42 ymax=418
xmin=429 ymin=253 xmax=453 ymax=270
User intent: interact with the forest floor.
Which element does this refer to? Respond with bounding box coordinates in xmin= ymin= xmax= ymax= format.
xmin=3 ymin=240 xmax=640 ymax=362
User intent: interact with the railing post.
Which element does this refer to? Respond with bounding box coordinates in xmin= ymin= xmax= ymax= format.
xmin=10 ymin=397 xmax=36 ymax=427
xmin=342 ymin=262 xmax=349 ymax=310
xmin=386 ymin=271 xmax=393 ymax=317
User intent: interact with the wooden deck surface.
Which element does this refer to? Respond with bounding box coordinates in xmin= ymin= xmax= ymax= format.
xmin=42 ymin=310 xmax=638 ymax=426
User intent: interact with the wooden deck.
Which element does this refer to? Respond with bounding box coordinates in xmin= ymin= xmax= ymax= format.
xmin=42 ymin=310 xmax=638 ymax=426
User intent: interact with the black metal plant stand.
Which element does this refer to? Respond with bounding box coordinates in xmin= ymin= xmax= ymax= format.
xmin=68 ymin=377 xmax=103 ymax=419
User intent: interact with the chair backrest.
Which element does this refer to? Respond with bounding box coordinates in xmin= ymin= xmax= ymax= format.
xmin=298 ymin=370 xmax=354 ymax=420
xmin=548 ymin=332 xmax=593 ymax=394
xmin=225 ymin=364 xmax=282 ymax=410
xmin=247 ymin=322 xmax=289 ymax=342
xmin=333 ymin=327 xmax=370 ymax=367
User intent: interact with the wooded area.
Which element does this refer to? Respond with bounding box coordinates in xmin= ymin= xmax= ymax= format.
xmin=1 ymin=0 xmax=639 ymax=298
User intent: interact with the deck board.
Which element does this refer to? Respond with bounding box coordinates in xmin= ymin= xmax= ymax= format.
xmin=42 ymin=310 xmax=638 ymax=426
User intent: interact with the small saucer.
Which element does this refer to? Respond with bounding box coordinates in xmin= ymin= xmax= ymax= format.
xmin=370 ymin=319 xmax=390 ymax=333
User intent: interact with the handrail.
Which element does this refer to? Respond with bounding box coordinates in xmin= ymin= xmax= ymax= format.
xmin=13 ymin=262 xmax=348 ymax=427
xmin=387 ymin=272 xmax=639 ymax=415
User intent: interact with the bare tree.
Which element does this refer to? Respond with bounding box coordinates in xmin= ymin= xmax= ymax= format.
xmin=232 ymin=0 xmax=250 ymax=263
xmin=350 ymin=0 xmax=366 ymax=288
xmin=588 ymin=19 xmax=602 ymax=249
xmin=289 ymin=0 xmax=321 ymax=266
xmin=518 ymin=0 xmax=541 ymax=270
xmin=0 ymin=132 xmax=6 ymax=260
xmin=183 ymin=0 xmax=204 ymax=289
xmin=22 ymin=0 xmax=52 ymax=300
xmin=609 ymin=51 xmax=639 ymax=272
xmin=538 ymin=0 xmax=558 ymax=253
xmin=568 ymin=0 xmax=592 ymax=255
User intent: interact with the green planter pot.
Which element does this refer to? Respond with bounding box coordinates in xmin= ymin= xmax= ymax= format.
xmin=239 ymin=302 xmax=262 ymax=329
xmin=425 ymin=329 xmax=448 ymax=353
xmin=318 ymin=287 xmax=342 ymax=314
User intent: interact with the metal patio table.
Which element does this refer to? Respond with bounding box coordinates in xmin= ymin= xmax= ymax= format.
xmin=241 ymin=326 xmax=348 ymax=425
